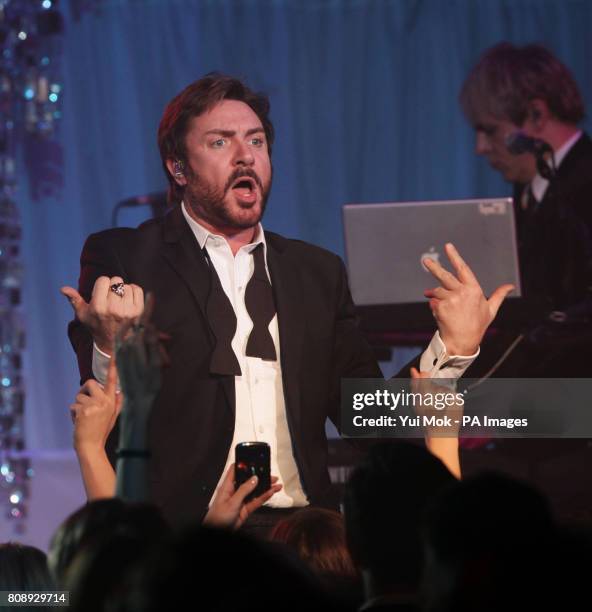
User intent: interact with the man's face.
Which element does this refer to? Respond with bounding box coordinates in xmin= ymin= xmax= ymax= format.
xmin=473 ymin=115 xmax=537 ymax=184
xmin=179 ymin=99 xmax=272 ymax=232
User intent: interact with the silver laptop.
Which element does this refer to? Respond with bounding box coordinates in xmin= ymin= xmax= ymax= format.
xmin=343 ymin=198 xmax=521 ymax=306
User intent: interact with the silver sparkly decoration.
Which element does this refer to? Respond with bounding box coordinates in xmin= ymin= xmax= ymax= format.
xmin=0 ymin=195 xmax=28 ymax=533
xmin=0 ymin=0 xmax=64 ymax=533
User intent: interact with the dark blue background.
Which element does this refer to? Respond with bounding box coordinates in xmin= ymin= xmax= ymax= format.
xmin=20 ymin=0 xmax=592 ymax=449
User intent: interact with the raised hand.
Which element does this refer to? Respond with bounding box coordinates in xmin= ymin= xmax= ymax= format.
xmin=114 ymin=294 xmax=163 ymax=407
xmin=423 ymin=243 xmax=514 ymax=356
xmin=203 ymin=463 xmax=283 ymax=530
xmin=113 ymin=294 xmax=164 ymax=452
xmin=70 ymin=357 xmax=121 ymax=499
xmin=113 ymin=294 xmax=165 ymax=502
xmin=70 ymin=356 xmax=122 ymax=454
xmin=409 ymin=366 xmax=463 ymax=438
xmin=61 ymin=276 xmax=144 ymax=354
xmin=411 ymin=366 xmax=462 ymax=479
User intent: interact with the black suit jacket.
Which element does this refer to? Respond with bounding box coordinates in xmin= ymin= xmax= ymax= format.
xmin=68 ymin=205 xmax=382 ymax=524
xmin=465 ymin=132 xmax=592 ymax=380
xmin=514 ymin=131 xmax=592 ymax=315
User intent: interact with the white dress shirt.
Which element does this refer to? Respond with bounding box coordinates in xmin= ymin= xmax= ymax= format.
xmin=92 ymin=201 xmax=477 ymax=508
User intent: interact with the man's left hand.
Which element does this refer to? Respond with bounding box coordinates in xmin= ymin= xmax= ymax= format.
xmin=423 ymin=243 xmax=514 ymax=356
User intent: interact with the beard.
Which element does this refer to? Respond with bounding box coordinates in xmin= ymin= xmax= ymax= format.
xmin=183 ymin=166 xmax=272 ymax=231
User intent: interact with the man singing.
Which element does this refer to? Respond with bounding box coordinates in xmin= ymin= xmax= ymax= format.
xmin=63 ymin=74 xmax=511 ymax=527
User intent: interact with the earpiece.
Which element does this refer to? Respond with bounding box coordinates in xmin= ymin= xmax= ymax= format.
xmin=173 ymin=160 xmax=184 ymax=178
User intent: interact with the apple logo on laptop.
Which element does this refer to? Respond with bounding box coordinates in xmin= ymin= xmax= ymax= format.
xmin=420 ymin=247 xmax=440 ymax=272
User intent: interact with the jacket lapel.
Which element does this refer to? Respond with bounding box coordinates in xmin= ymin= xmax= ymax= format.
xmin=160 ymin=206 xmax=236 ymax=413
xmin=266 ymin=233 xmax=305 ymax=432
xmin=161 ymin=205 xmax=214 ymax=345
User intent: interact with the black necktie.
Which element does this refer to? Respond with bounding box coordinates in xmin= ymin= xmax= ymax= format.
xmin=204 ymin=248 xmax=242 ymax=376
xmin=205 ymin=243 xmax=277 ymax=376
xmin=521 ymin=185 xmax=539 ymax=216
xmin=245 ymin=244 xmax=277 ymax=361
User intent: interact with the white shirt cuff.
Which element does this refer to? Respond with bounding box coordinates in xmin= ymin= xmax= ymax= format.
xmin=419 ymin=331 xmax=479 ymax=379
xmin=92 ymin=342 xmax=112 ymax=387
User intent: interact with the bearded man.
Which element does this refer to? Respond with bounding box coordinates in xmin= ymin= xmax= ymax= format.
xmin=63 ymin=74 xmax=509 ymax=527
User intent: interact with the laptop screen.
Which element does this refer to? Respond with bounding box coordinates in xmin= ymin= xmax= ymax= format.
xmin=343 ymin=198 xmax=521 ymax=307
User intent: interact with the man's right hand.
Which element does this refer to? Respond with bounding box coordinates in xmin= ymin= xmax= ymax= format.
xmin=61 ymin=276 xmax=144 ymax=354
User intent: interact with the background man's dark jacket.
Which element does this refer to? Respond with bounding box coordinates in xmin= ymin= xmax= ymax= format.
xmin=465 ymin=132 xmax=592 ymax=379
xmin=514 ymin=131 xmax=592 ymax=315
xmin=68 ymin=205 xmax=383 ymax=525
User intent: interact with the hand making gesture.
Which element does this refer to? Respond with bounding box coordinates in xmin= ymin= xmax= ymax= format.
xmin=61 ymin=276 xmax=144 ymax=354
xmin=423 ymin=243 xmax=514 ymax=356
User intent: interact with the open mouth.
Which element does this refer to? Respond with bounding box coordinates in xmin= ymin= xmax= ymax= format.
xmin=231 ymin=177 xmax=258 ymax=202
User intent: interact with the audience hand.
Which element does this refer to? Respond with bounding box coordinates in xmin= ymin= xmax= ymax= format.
xmin=70 ymin=357 xmax=122 ymax=455
xmin=61 ymin=276 xmax=144 ymax=354
xmin=114 ymin=294 xmax=163 ymax=410
xmin=411 ymin=367 xmax=462 ymax=479
xmin=203 ymin=464 xmax=282 ymax=530
xmin=410 ymin=366 xmax=463 ymax=439
xmin=423 ymin=243 xmax=514 ymax=356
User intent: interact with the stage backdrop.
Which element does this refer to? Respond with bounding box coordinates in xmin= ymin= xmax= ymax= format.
xmin=19 ymin=0 xmax=592 ymax=451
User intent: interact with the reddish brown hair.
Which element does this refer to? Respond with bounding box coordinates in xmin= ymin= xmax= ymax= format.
xmin=269 ymin=507 xmax=357 ymax=578
xmin=460 ymin=42 xmax=585 ymax=127
xmin=158 ymin=73 xmax=274 ymax=205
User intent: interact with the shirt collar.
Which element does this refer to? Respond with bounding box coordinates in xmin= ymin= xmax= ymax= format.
xmin=180 ymin=200 xmax=267 ymax=257
xmin=531 ymin=130 xmax=582 ymax=202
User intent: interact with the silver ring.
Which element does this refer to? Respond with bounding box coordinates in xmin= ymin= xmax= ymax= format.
xmin=110 ymin=282 xmax=125 ymax=298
